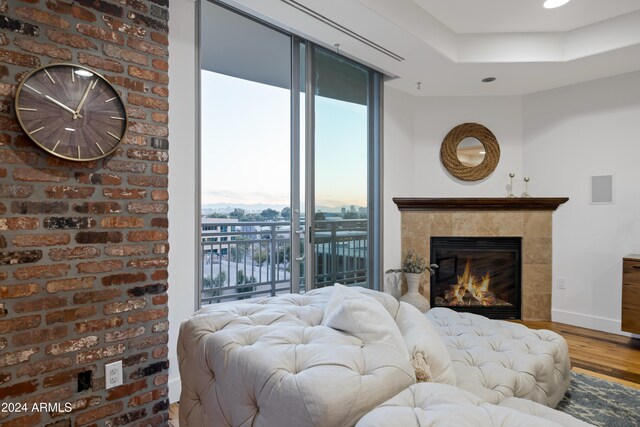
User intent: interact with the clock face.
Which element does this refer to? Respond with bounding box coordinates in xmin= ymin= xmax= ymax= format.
xmin=15 ymin=63 xmax=127 ymax=161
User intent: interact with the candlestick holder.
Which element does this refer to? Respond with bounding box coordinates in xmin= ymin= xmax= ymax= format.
xmin=522 ymin=177 xmax=531 ymax=198
xmin=508 ymin=173 xmax=516 ymax=198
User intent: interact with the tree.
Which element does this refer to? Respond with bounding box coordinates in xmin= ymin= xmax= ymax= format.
xmin=261 ymin=208 xmax=279 ymax=221
xmin=236 ymin=270 xmax=257 ymax=300
xmin=253 ymin=245 xmax=268 ymax=266
xmin=281 ymin=207 xmax=291 ymax=221
xmin=229 ymin=208 xmax=246 ymax=220
xmin=206 ymin=213 xmax=228 ymax=218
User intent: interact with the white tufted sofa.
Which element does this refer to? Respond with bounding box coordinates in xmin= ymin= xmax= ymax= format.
xmin=178 ymin=286 xmax=584 ymax=427
xmin=426 ymin=307 xmax=571 ymax=407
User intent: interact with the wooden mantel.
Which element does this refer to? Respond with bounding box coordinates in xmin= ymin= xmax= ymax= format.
xmin=393 ymin=197 xmax=569 ymax=211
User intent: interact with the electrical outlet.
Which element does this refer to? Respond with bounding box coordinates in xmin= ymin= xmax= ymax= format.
xmin=105 ymin=360 xmax=123 ymax=390
xmin=557 ymin=277 xmax=566 ymax=290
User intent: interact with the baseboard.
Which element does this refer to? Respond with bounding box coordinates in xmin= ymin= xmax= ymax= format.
xmin=168 ymin=377 xmax=181 ymax=404
xmin=551 ymin=309 xmax=633 ymax=337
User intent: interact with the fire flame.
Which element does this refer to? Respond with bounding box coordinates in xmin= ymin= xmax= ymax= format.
xmin=451 ymin=258 xmax=493 ymax=306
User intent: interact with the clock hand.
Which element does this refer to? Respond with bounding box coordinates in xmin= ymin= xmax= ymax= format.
xmin=74 ymin=80 xmax=95 ymax=119
xmin=44 ymin=95 xmax=83 ymax=119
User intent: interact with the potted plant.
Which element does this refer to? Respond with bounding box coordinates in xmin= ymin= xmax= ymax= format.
xmin=387 ymin=250 xmax=437 ymax=312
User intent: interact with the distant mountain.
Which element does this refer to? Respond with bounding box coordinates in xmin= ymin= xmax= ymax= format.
xmin=201 ymin=203 xmax=363 ymax=214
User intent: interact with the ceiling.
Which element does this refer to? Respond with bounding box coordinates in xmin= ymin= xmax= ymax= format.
xmin=220 ymin=0 xmax=640 ymax=96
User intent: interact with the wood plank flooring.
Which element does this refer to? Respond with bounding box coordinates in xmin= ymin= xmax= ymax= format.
xmin=168 ymin=321 xmax=640 ymax=426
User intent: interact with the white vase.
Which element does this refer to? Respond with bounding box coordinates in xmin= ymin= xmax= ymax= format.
xmin=400 ymin=273 xmax=430 ymax=312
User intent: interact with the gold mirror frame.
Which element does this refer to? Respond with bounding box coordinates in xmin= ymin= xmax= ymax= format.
xmin=440 ymin=122 xmax=500 ymax=181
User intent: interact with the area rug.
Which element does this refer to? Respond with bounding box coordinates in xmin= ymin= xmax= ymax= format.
xmin=557 ymin=371 xmax=640 ymax=426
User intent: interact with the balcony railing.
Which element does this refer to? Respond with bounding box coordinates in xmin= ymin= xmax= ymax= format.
xmin=200 ymin=219 xmax=368 ymax=305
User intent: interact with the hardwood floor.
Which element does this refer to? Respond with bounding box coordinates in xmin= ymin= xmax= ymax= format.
xmin=520 ymin=320 xmax=640 ymax=388
xmin=168 ymin=321 xmax=640 ymax=426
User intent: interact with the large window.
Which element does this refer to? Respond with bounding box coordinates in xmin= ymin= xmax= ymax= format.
xmin=198 ymin=1 xmax=382 ymax=306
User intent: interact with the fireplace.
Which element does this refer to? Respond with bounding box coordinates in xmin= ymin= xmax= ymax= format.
xmin=430 ymin=237 xmax=521 ymax=319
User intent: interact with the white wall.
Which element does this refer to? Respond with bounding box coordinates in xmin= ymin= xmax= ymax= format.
xmin=383 ymin=87 xmax=416 ymax=271
xmin=523 ymin=71 xmax=640 ymax=335
xmin=413 ymin=96 xmax=524 ymax=197
xmin=167 ymin=0 xmax=198 ymax=403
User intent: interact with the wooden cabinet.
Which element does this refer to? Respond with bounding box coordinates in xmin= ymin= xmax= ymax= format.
xmin=622 ymin=255 xmax=640 ymax=334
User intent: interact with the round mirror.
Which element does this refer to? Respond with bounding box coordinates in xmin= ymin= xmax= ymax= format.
xmin=456 ymin=137 xmax=485 ymax=167
xmin=440 ymin=123 xmax=500 ymax=181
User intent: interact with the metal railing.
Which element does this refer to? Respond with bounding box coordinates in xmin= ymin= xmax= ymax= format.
xmin=200 ymin=219 xmax=368 ymax=305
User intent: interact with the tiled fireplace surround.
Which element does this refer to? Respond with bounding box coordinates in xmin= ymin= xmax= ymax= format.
xmin=395 ymin=198 xmax=568 ymax=321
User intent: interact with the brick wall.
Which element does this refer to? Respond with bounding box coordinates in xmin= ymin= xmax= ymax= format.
xmin=0 ymin=0 xmax=170 ymax=426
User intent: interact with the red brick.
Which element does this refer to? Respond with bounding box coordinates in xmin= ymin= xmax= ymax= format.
xmin=127 ymin=148 xmax=168 ymax=162
xmin=11 ymin=201 xmax=69 ymax=214
xmin=103 ymin=158 xmax=147 ymax=173
xmin=106 ymin=74 xmax=147 ymax=92
xmin=13 ymin=263 xmax=70 ymax=281
xmin=77 ymin=259 xmax=124 ymax=273
xmin=16 ymin=6 xmax=70 ymax=28
xmin=75 ymin=172 xmax=122 ymax=185
xmin=151 ymin=112 xmax=168 ymax=123
xmin=152 ymin=294 xmax=168 ymax=305
xmin=49 ymin=246 xmax=101 ymax=261
xmin=45 ymin=157 xmax=98 ymax=169
xmin=46 ymin=336 xmax=99 ymax=356
xmin=0 ymin=183 xmax=33 ymax=198
xmin=103 ymin=43 xmax=147 ymax=65
xmin=129 ymin=257 xmax=168 ymax=269
xmin=16 ymin=357 xmax=72 ymax=377
xmin=105 ymin=326 xmax=145 ymax=342
xmin=0 ymin=379 xmax=38 ymax=399
xmin=151 ymin=58 xmax=168 ymax=72
xmin=132 ymin=333 xmax=167 ymax=349
xmin=12 ymin=325 xmax=67 ymax=346
xmin=128 ymin=37 xmax=166 ymax=56
xmin=45 ymin=306 xmax=96 ymax=324
xmin=126 ymin=108 xmax=147 ymax=122
xmin=104 ymin=299 xmax=146 ymax=314
xmin=73 ymin=288 xmax=121 ymax=304
xmin=152 ymin=85 xmax=168 ymax=97
xmin=152 ymin=347 xmax=169 ymax=360
xmin=13 ymin=296 xmax=67 ymax=313
xmin=46 ymin=0 xmax=97 ymax=22
xmin=151 ymin=270 xmax=168 ymax=281
xmin=43 ymin=367 xmax=94 ymax=388
xmin=75 ymin=316 xmax=123 ymax=333
xmin=14 ymin=37 xmax=72 ymax=60
xmin=101 ymin=216 xmax=145 ymax=228
xmin=104 ymin=245 xmax=149 ymax=257
xmin=129 ymin=122 xmax=168 ymax=137
xmin=127 ymin=230 xmax=168 ymax=242
xmin=102 ymin=15 xmax=145 ymax=37
xmin=73 ymin=201 xmax=122 ymax=214
xmin=75 ymin=231 xmax=123 ymax=244
xmin=46 ymin=276 xmax=95 ymax=293
xmin=12 ymin=233 xmax=70 ymax=247
xmin=0 ymin=348 xmax=39 ymax=368
xmin=76 ymin=23 xmax=124 ymax=45
xmin=106 ymin=379 xmax=146 ymax=401
xmin=0 ymin=315 xmax=41 ymax=333
xmin=153 ymin=243 xmax=169 ymax=254
xmin=76 ymin=344 xmax=125 ymax=364
xmin=44 ymin=185 xmax=95 ymax=199
xmin=0 ymin=373 xmax=10 ymax=385
xmin=13 ymin=168 xmax=68 ymax=182
xmin=152 ymin=321 xmax=169 ymax=333
xmin=21 ymin=384 xmax=73 ymax=406
xmin=46 ymin=28 xmax=97 ymax=49
xmin=127 ymin=93 xmax=168 ymax=110
xmin=0 ymin=217 xmax=39 ymax=230
xmin=128 ymin=308 xmax=167 ymax=324
xmin=150 ymin=31 xmax=168 ymax=45
xmin=0 ymin=413 xmax=41 ymax=427
xmin=103 ymin=187 xmax=147 ymax=199
xmin=129 ymin=387 xmax=165 ymax=406
xmin=0 ymin=283 xmax=40 ymax=298
xmin=150 ymin=218 xmax=168 ymax=228
xmin=75 ymin=401 xmax=123 ymax=425
xmin=128 ymin=202 xmax=167 ymax=214
xmin=128 ymin=175 xmax=167 ymax=188
xmin=0 ymin=115 xmax=24 ymax=131
xmin=0 ymin=150 xmax=39 ymax=164
xmin=78 ymin=51 xmax=124 ymax=73
xmin=0 ymin=82 xmax=14 ymax=96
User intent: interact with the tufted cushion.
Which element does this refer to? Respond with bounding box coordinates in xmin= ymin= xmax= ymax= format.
xmin=426 ymin=307 xmax=571 ymax=407
xmin=178 ymin=287 xmax=416 ymax=427
xmin=356 ymin=383 xmax=593 ymax=427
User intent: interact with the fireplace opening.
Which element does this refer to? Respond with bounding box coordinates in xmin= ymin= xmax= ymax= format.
xmin=430 ymin=237 xmax=521 ymax=319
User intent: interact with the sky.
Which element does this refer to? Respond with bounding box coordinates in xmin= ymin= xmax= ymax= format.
xmin=200 ymin=70 xmax=368 ymax=210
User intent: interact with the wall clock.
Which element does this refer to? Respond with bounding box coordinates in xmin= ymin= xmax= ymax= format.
xmin=14 ymin=63 xmax=127 ymax=161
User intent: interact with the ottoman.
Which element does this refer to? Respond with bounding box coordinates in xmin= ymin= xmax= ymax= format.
xmin=356 ymin=383 xmax=592 ymax=427
xmin=426 ymin=307 xmax=571 ymax=407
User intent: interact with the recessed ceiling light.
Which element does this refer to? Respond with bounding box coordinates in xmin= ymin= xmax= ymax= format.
xmin=482 ymin=77 xmax=496 ymax=83
xmin=543 ymin=0 xmax=570 ymax=9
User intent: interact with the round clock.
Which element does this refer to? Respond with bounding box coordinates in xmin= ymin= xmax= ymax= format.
xmin=14 ymin=63 xmax=127 ymax=161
